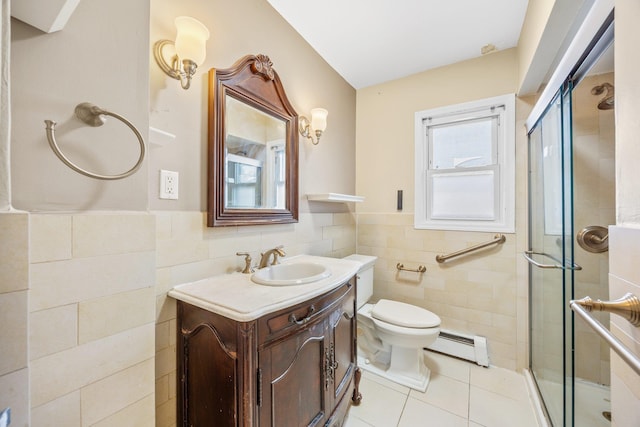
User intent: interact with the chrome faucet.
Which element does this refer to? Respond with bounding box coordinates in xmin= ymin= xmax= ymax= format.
xmin=258 ymin=245 xmax=286 ymax=268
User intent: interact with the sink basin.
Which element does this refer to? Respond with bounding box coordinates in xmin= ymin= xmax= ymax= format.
xmin=251 ymin=262 xmax=331 ymax=286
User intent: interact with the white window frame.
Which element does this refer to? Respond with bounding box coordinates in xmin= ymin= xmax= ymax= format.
xmin=414 ymin=94 xmax=515 ymax=232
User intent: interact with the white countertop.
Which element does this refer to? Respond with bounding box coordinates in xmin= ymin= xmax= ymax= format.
xmin=168 ymin=255 xmax=362 ymax=322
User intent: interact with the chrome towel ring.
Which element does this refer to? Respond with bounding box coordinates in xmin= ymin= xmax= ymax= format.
xmin=44 ymin=102 xmax=145 ymax=180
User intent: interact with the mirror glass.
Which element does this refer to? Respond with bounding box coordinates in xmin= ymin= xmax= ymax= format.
xmin=225 ymin=96 xmax=286 ymax=209
xmin=207 ymin=54 xmax=299 ymax=227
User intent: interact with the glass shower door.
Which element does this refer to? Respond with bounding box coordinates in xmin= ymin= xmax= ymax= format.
xmin=527 ymin=87 xmax=575 ymax=426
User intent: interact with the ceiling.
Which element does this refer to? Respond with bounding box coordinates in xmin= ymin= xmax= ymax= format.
xmin=267 ymin=0 xmax=530 ymax=89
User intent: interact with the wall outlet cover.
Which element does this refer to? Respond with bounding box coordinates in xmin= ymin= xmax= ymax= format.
xmin=159 ymin=169 xmax=179 ymax=200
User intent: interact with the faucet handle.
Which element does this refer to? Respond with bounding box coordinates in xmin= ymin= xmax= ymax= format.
xmin=236 ymin=252 xmax=254 ymax=274
xmin=272 ymin=245 xmax=286 ymax=265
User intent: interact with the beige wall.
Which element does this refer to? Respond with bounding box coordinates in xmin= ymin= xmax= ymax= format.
xmin=149 ymin=0 xmax=357 ymax=212
xmin=355 ymin=49 xmax=532 ymax=370
xmin=7 ymin=0 xmax=358 ymax=425
xmin=517 ymin=0 xmax=556 ymax=93
xmin=611 ymin=1 xmax=640 ymax=425
xmin=516 ymin=0 xmax=594 ymax=95
xmin=10 ymin=0 xmax=150 ymax=211
xmin=0 ymin=0 xmax=9 ymax=210
xmin=356 ymin=48 xmax=518 ymax=214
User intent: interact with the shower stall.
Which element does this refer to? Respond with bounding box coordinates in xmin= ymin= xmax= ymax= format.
xmin=525 ymin=9 xmax=614 ymax=426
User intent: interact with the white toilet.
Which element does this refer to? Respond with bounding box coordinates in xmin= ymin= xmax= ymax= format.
xmin=344 ymin=254 xmax=441 ymax=392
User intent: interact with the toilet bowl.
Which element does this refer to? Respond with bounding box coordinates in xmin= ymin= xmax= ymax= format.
xmin=343 ymin=255 xmax=441 ymax=392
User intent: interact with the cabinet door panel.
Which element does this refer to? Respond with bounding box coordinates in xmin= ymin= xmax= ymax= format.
xmin=330 ymin=287 xmax=356 ymax=403
xmin=260 ymin=321 xmax=327 ymax=427
xmin=184 ymin=324 xmax=237 ymax=427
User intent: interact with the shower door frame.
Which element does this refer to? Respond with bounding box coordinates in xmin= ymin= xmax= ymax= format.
xmin=527 ymin=83 xmax=577 ymax=427
xmin=525 ymin=4 xmax=614 ymax=425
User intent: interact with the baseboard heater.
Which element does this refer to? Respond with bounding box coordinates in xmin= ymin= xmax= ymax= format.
xmin=425 ymin=330 xmax=490 ymax=367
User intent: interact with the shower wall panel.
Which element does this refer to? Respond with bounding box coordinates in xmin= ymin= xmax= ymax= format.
xmin=572 ymin=72 xmax=615 ymax=387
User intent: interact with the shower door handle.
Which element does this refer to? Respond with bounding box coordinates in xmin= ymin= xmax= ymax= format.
xmin=523 ymin=251 xmax=583 ymax=270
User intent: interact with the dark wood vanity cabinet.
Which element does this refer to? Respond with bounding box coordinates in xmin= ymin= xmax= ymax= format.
xmin=176 ymin=277 xmax=359 ymax=427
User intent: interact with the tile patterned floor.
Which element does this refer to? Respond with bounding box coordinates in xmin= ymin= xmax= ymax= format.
xmin=345 ymin=351 xmax=540 ymax=427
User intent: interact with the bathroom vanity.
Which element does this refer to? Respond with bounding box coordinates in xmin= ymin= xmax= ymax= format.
xmin=169 ymin=256 xmax=362 ymax=427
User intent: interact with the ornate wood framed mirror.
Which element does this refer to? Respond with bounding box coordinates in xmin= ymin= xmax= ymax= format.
xmin=207 ymin=54 xmax=299 ymax=227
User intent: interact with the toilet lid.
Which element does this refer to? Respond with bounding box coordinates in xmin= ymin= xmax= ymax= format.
xmin=371 ymin=299 xmax=441 ymax=328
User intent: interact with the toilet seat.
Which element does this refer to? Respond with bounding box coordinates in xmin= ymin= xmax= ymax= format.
xmin=372 ymin=299 xmax=440 ymax=328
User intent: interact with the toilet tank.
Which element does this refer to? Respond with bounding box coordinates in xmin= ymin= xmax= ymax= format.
xmin=343 ymin=254 xmax=377 ymax=309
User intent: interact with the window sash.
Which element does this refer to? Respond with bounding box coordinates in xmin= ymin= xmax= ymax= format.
xmin=427 ymin=165 xmax=500 ymax=221
xmin=427 ymin=116 xmax=499 ymax=170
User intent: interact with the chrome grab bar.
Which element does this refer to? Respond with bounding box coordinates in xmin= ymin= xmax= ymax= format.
xmin=522 ymin=250 xmax=583 ymax=270
xmin=570 ymin=294 xmax=640 ymax=376
xmin=436 ymin=234 xmax=505 ymax=263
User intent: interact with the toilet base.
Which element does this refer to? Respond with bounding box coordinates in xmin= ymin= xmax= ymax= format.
xmin=357 ymin=348 xmax=431 ymax=392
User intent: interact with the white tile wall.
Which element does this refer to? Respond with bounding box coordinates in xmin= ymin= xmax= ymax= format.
xmin=0 ymin=212 xmax=29 ymax=294
xmin=0 ymin=213 xmax=29 ymax=427
xmin=609 ymin=226 xmax=640 ymax=427
xmin=572 ymin=73 xmax=615 ymax=386
xmin=29 ymin=304 xmax=77 ymax=359
xmin=29 ymin=213 xmax=156 ymax=426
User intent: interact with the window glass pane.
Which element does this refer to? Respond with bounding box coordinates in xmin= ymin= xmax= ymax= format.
xmin=430 ymin=170 xmax=495 ymax=220
xmin=431 ymin=118 xmax=494 ymax=169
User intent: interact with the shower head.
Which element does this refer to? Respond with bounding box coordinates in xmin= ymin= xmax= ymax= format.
xmin=591 ymin=82 xmax=615 ymax=110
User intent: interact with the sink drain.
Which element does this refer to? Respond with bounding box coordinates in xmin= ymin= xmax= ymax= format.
xmin=602 ymin=411 xmax=611 ymax=421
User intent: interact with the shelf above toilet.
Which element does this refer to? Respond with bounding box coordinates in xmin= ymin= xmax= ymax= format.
xmin=306 ymin=193 xmax=364 ymax=203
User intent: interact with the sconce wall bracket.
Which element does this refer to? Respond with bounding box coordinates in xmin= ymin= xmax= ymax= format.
xmin=153 ymin=39 xmax=197 ymax=90
xmin=299 ymin=116 xmax=322 ymax=145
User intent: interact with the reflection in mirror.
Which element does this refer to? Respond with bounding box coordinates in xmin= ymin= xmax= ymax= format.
xmin=225 ymin=96 xmax=286 ymax=209
xmin=207 ymin=54 xmax=298 ymax=227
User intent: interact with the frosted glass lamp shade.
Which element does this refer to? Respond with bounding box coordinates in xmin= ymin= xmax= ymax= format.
xmin=174 ymin=16 xmax=210 ymax=66
xmin=310 ymin=108 xmax=328 ymax=132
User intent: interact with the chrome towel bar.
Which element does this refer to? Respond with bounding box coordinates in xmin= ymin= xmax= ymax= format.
xmin=396 ymin=263 xmax=426 ymax=273
xmin=572 ymin=293 xmax=640 ymax=327
xmin=570 ymin=294 xmax=640 ymax=376
xmin=523 ymin=250 xmax=583 ymax=270
xmin=436 ymin=234 xmax=505 ymax=263
xmin=45 ymin=102 xmax=145 ymax=180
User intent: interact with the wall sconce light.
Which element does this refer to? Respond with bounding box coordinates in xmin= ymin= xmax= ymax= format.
xmin=299 ymin=108 xmax=328 ymax=145
xmin=153 ymin=16 xmax=210 ymax=90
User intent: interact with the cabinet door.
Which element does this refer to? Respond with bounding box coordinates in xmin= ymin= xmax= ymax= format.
xmin=259 ymin=319 xmax=328 ymax=427
xmin=178 ymin=302 xmax=241 ymax=427
xmin=328 ymin=283 xmax=356 ymax=412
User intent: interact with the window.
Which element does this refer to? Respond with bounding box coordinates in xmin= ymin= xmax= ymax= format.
xmin=414 ymin=94 xmax=515 ymax=232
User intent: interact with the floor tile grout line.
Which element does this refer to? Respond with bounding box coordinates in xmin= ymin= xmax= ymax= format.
xmin=396 ymin=392 xmax=410 ymax=427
